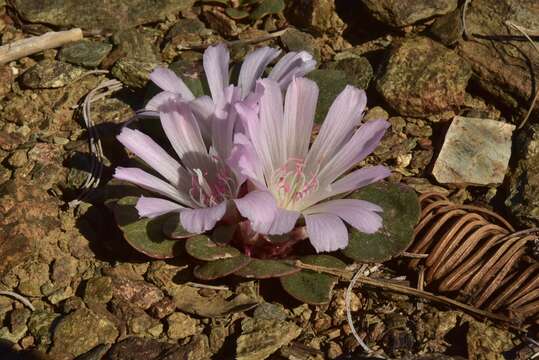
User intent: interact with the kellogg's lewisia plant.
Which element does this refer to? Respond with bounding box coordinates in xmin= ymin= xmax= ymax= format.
xmin=232 ymin=78 xmax=391 ymax=253
xmin=108 ymin=44 xmax=420 ymax=303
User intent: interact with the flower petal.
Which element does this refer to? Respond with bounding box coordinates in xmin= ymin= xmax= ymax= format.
xmin=267 ymin=208 xmax=300 ymax=235
xmin=180 ymin=201 xmax=227 ymax=233
xmin=329 ymin=165 xmax=391 ymax=196
xmin=211 ymin=86 xmax=241 ymax=159
xmin=203 ymin=43 xmax=230 ymax=106
xmin=238 ymin=46 xmax=281 ymax=98
xmin=228 ymin=133 xmax=266 ymax=188
xmin=159 ymin=100 xmax=208 ymax=168
xmin=189 ymin=95 xmax=215 ymax=144
xmin=305 ymin=213 xmax=348 ymax=252
xmin=305 ymin=85 xmax=367 ymax=173
xmin=114 ymin=167 xmax=191 ymax=205
xmin=268 ymin=51 xmax=316 ymax=90
xmin=283 ymin=77 xmax=319 ymax=160
xmin=136 ymin=195 xmax=184 ymax=218
xmin=117 ymin=127 xmax=183 ymax=186
xmin=317 ymin=119 xmax=390 ymax=185
xmin=259 ymin=79 xmax=286 ymax=168
xmin=304 ymin=199 xmax=383 ymax=234
xmin=233 ymin=190 xmax=277 ymax=233
xmin=150 ymin=68 xmax=194 ymax=100
xmin=145 ymin=91 xmax=181 ymax=111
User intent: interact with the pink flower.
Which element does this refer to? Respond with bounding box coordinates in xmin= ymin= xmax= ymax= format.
xmin=114 ymin=98 xmax=277 ymax=234
xmin=231 ymin=78 xmax=391 ymax=252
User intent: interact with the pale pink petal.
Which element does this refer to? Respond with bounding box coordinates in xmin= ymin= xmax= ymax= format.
xmin=114 ymin=167 xmax=192 ymax=205
xmin=317 ymin=119 xmax=390 ymax=185
xmin=283 ymin=77 xmax=319 ymax=160
xmin=330 ymin=165 xmax=391 ymax=196
xmin=304 ymin=199 xmax=383 ymax=234
xmin=233 ymin=191 xmax=277 ymax=233
xmin=212 ymin=86 xmax=241 ymax=159
xmin=180 ymin=201 xmax=227 ymax=233
xmin=268 ymin=51 xmax=316 ymax=90
xmin=305 ymin=213 xmax=348 ymax=252
xmin=117 ymin=128 xmax=182 ymax=186
xmin=146 ymin=91 xmax=181 ymax=111
xmin=267 ymin=208 xmax=301 ymax=235
xmin=150 ymin=68 xmax=194 ymax=100
xmin=203 ymin=43 xmax=230 ymax=106
xmin=189 ymin=95 xmax=215 ymax=144
xmin=305 ymin=86 xmax=367 ymax=173
xmin=258 ymin=79 xmax=286 ymax=169
xmin=235 ymin=100 xmax=274 ymax=179
xmin=238 ymin=47 xmax=281 ymax=98
xmin=159 ymin=101 xmax=208 ymax=168
xmin=228 ymin=133 xmax=266 ymax=188
xmin=136 ymin=195 xmax=184 ymax=218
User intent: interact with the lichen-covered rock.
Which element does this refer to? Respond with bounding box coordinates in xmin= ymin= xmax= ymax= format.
xmin=432 ymin=117 xmax=514 ymax=185
xmin=50 ymin=308 xmax=118 ymax=359
xmin=0 ymin=65 xmax=13 ymax=100
xmin=21 ymin=60 xmax=85 ymax=89
xmin=362 ymin=0 xmax=458 ymax=27
xmin=112 ymin=28 xmax=161 ymax=62
xmin=59 ymin=40 xmax=113 ymax=68
xmin=285 ymin=0 xmax=345 ymax=34
xmin=166 ymin=312 xmax=198 ymax=340
xmin=84 ymin=276 xmax=114 ymax=304
xmin=456 ymin=0 xmax=539 ymax=111
xmin=236 ymin=318 xmax=302 ymax=360
xmin=506 ymin=124 xmax=539 ymax=228
xmin=324 ymin=56 xmax=373 ymax=90
xmin=280 ymin=28 xmax=321 ymax=63
xmin=111 ymin=276 xmax=164 ymax=310
xmin=111 ymin=57 xmax=160 ymax=88
xmin=376 ymin=37 xmax=471 ymax=116
xmin=12 ymin=0 xmax=195 ymax=31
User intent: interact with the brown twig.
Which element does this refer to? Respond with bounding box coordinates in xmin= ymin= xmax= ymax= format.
xmin=505 ymin=21 xmax=539 ymax=130
xmin=0 ymin=28 xmax=83 ymax=65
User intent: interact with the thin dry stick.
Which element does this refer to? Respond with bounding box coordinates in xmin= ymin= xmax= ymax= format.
xmin=462 ymin=0 xmax=473 ymax=40
xmin=294 ymin=261 xmax=522 ymax=328
xmin=0 ymin=291 xmax=35 ymax=311
xmin=178 ymin=28 xmax=289 ymax=50
xmin=0 ymin=28 xmax=83 ymax=65
xmin=505 ymin=21 xmax=539 ymax=130
xmin=186 ymin=282 xmax=230 ymax=291
xmin=346 ymin=269 xmax=375 ymax=356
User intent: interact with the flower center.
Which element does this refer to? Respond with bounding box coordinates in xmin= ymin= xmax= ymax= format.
xmin=188 ymin=158 xmax=236 ymax=207
xmin=272 ymin=158 xmax=319 ymax=209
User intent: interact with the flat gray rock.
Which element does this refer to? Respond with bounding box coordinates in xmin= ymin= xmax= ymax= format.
xmin=432 ymin=116 xmax=514 ymax=185
xmin=12 ymin=0 xmax=195 ymax=31
xmin=362 ymin=0 xmax=458 ymax=27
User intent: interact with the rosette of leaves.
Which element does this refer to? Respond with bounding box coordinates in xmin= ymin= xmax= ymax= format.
xmin=106 ymin=182 xmax=420 ymax=304
xmin=200 ymin=0 xmax=285 ymax=21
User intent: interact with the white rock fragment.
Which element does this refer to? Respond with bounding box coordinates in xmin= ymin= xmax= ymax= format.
xmin=432 ymin=116 xmax=514 ymax=185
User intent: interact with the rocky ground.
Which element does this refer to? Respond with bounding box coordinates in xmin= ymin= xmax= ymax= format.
xmin=0 ymin=0 xmax=538 ymax=359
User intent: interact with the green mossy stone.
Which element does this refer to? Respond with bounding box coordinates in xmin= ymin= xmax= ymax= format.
xmin=250 ymin=0 xmax=285 ymax=20
xmin=108 ymin=196 xmax=183 ymax=259
xmin=193 ymin=255 xmax=251 ymax=280
xmin=234 ymin=259 xmax=300 ymax=279
xmin=306 ymin=69 xmax=348 ymax=124
xmin=185 ymin=235 xmax=241 ymax=261
xmin=341 ymin=182 xmax=420 ymax=262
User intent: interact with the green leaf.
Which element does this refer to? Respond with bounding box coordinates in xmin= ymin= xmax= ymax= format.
xmin=306 ymin=69 xmax=349 ymax=124
xmin=225 ymin=7 xmax=250 ymax=19
xmin=186 ymin=235 xmax=241 ymax=261
xmin=193 ymin=255 xmax=251 ymax=280
xmin=210 ymin=224 xmax=237 ymax=245
xmin=341 ymin=182 xmax=420 ymax=262
xmin=300 ymin=255 xmax=347 ymax=269
xmin=199 ymin=0 xmax=230 ymax=5
xmin=108 ymin=197 xmax=183 ymax=259
xmin=162 ymin=214 xmax=195 ymax=239
xmin=250 ymin=0 xmax=285 ymax=20
xmin=234 ymin=259 xmax=300 ymax=279
xmin=280 ymin=270 xmax=338 ymax=305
